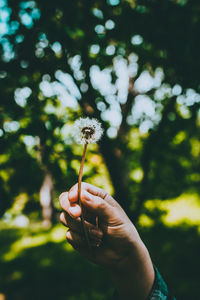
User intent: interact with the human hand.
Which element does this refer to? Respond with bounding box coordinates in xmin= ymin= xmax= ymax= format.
xmin=59 ymin=182 xmax=142 ymax=267
xmin=59 ymin=182 xmax=154 ymax=300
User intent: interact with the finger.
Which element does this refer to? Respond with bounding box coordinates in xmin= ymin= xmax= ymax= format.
xmin=68 ymin=184 xmax=78 ymax=203
xmin=83 ymin=183 xmax=118 ymax=207
xmin=83 ymin=182 xmax=108 ymax=199
xmin=59 ymin=192 xmax=81 ymax=218
xmin=66 ymin=230 xmax=85 ymax=246
xmin=82 ymin=207 xmax=96 ymax=225
xmin=68 ymin=182 xmax=116 ymax=207
xmin=66 ymin=230 xmax=102 ymax=248
xmin=60 ymin=212 xmax=103 ymax=240
xmin=60 ymin=211 xmax=71 ymax=227
xmin=59 ymin=192 xmax=69 ymax=211
xmin=81 ymin=190 xmax=114 ymax=221
xmin=89 ymin=227 xmax=103 ymax=241
xmin=60 ymin=212 xmax=82 ymax=231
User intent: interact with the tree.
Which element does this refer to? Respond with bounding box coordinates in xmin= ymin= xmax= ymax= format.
xmin=0 ymin=0 xmax=200 ymax=223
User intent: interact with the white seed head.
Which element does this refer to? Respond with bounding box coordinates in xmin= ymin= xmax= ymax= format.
xmin=72 ymin=117 xmax=103 ymax=144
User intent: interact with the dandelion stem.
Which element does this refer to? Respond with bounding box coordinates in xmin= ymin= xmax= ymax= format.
xmin=78 ymin=142 xmax=91 ymax=250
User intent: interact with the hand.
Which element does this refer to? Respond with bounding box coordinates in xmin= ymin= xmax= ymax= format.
xmin=59 ymin=182 xmax=154 ymax=300
xmin=59 ymin=182 xmax=142 ymax=266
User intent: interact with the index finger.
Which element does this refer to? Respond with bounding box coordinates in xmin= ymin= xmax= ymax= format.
xmin=68 ymin=182 xmax=117 ymax=208
xmin=68 ymin=182 xmax=108 ymax=203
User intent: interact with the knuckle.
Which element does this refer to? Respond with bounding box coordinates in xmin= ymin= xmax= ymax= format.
xmin=96 ymin=197 xmax=105 ymax=210
xmin=81 ymin=190 xmax=90 ymax=202
xmin=102 ymin=190 xmax=109 ymax=200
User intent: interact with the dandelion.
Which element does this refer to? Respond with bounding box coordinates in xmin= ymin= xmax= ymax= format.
xmin=72 ymin=117 xmax=103 ymax=144
xmin=72 ymin=117 xmax=103 ymax=248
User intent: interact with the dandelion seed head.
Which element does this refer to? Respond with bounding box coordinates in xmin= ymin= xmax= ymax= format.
xmin=72 ymin=117 xmax=103 ymax=144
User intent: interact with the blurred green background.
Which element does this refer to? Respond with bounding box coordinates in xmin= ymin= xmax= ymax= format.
xmin=0 ymin=0 xmax=200 ymax=299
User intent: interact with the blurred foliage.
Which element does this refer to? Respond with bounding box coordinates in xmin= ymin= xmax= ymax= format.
xmin=0 ymin=223 xmax=200 ymax=300
xmin=0 ymin=224 xmax=113 ymax=300
xmin=0 ymin=0 xmax=200 ymax=299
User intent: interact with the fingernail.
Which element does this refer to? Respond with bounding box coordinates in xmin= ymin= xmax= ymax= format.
xmin=66 ymin=231 xmax=71 ymax=239
xmin=69 ymin=205 xmax=78 ymax=215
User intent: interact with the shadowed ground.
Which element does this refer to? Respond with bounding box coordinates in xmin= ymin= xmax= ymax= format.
xmin=0 ymin=223 xmax=199 ymax=300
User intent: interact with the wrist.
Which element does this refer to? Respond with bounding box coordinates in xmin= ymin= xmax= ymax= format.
xmin=108 ymin=241 xmax=155 ymax=300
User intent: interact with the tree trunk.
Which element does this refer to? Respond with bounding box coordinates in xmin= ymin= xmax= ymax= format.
xmin=99 ymin=136 xmax=133 ymax=218
xmin=39 ymin=171 xmax=53 ymax=228
xmin=133 ymin=98 xmax=176 ymax=222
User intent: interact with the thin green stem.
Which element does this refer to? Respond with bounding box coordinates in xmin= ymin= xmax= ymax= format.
xmin=78 ymin=142 xmax=91 ymax=250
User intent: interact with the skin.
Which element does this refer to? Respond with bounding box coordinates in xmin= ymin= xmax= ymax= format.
xmin=59 ymin=182 xmax=155 ymax=300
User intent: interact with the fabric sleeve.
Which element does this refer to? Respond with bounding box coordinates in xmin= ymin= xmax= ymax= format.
xmin=148 ymin=266 xmax=176 ymax=300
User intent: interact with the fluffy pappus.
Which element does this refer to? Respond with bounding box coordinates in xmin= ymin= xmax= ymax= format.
xmin=72 ymin=117 xmax=103 ymax=144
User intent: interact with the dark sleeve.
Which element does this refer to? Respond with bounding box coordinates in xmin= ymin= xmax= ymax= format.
xmin=112 ymin=266 xmax=176 ymax=300
xmin=148 ymin=266 xmax=176 ymax=300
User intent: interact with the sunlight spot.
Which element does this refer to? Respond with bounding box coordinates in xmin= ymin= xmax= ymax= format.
xmin=177 ymin=104 xmax=191 ymax=119
xmin=23 ymin=135 xmax=38 ymax=147
xmin=2 ymin=212 xmax=12 ymax=223
xmin=106 ymin=45 xmax=115 ymax=55
xmin=3 ymin=121 xmax=20 ymax=132
xmin=80 ymin=82 xmax=88 ymax=93
xmin=107 ymin=127 xmax=117 ymax=138
xmin=3 ymin=234 xmax=49 ymax=261
xmin=55 ymin=70 xmax=81 ymax=100
xmin=173 ymin=131 xmax=186 ymax=144
xmin=139 ymin=215 xmax=154 ymax=227
xmin=95 ymin=24 xmax=104 ymax=34
xmin=97 ymin=101 xmax=106 ymax=112
xmin=105 ymin=19 xmax=115 ymax=30
xmin=92 ymin=8 xmax=104 ymax=19
xmin=0 ymin=129 xmax=3 ymax=137
xmin=172 ymin=84 xmax=182 ymax=96
xmin=131 ymin=168 xmax=144 ymax=182
xmin=14 ymin=215 xmax=29 ymax=228
xmin=15 ymin=34 xmax=24 ymax=43
xmin=135 ymin=71 xmax=156 ymax=93
xmin=139 ymin=120 xmax=153 ymax=133
xmin=51 ymin=41 xmax=62 ymax=54
xmin=144 ymin=194 xmax=200 ymax=227
xmin=131 ymin=34 xmax=143 ymax=45
xmin=190 ymin=139 xmax=200 ymax=158
xmin=50 ymin=226 xmax=66 ymax=243
xmin=107 ymin=0 xmax=120 ymax=6
xmin=19 ymin=12 xmax=33 ymax=28
xmin=102 ymin=109 xmax=122 ymax=127
xmin=90 ymin=44 xmax=100 ymax=55
xmin=15 ymin=87 xmax=32 ymax=107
